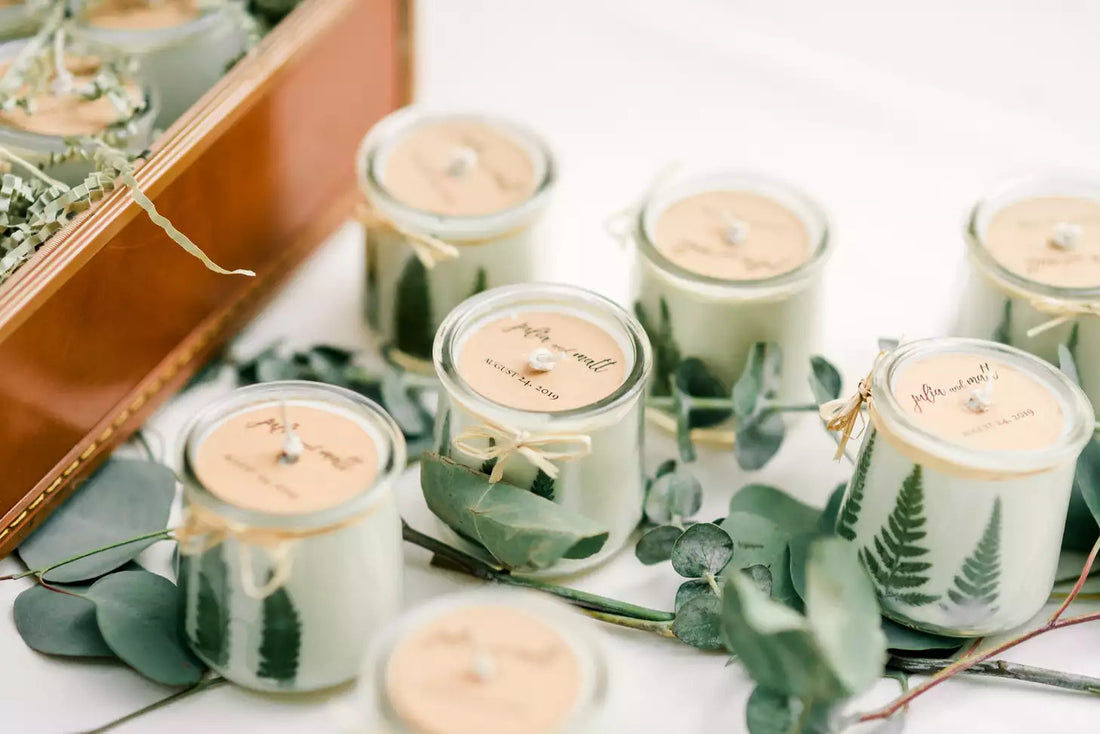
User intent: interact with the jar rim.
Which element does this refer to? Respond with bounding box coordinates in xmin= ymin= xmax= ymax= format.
xmin=356 ymin=107 xmax=557 ymax=240
xmin=180 ymin=381 xmax=407 ymax=530
xmin=73 ymin=3 xmax=233 ymax=48
xmin=634 ymin=168 xmax=832 ymax=299
xmin=964 ymin=168 xmax=1100 ymax=301
xmin=871 ymin=337 xmax=1094 ymax=475
xmin=363 ymin=589 xmax=609 ymax=734
xmin=433 ymin=282 xmax=652 ymax=428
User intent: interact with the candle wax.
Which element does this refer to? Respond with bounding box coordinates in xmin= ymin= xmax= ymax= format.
xmin=85 ymin=0 xmax=199 ymax=30
xmin=891 ymin=352 xmax=1064 ymax=452
xmin=457 ymin=310 xmax=627 ymax=412
xmin=385 ymin=605 xmax=582 ymax=734
xmin=192 ymin=403 xmax=379 ymax=515
xmin=983 ymin=196 xmax=1100 ymax=289
xmin=0 ymin=56 xmax=144 ymax=136
xmin=652 ymin=189 xmax=812 ymax=280
xmin=380 ymin=120 xmax=538 ymax=217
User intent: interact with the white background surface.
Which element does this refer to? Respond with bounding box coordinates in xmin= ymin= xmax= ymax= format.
xmin=4 ymin=0 xmax=1100 ymax=731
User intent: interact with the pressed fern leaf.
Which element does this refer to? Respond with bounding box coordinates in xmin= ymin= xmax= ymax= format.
xmin=860 ymin=464 xmax=940 ymax=607
xmin=256 ymin=582 xmax=301 ymax=684
xmin=837 ymin=429 xmax=876 ymax=540
xmin=530 ymin=469 xmax=555 ymax=500
xmin=992 ymin=299 xmax=1012 ymax=345
xmin=192 ymin=546 xmax=231 ymax=667
xmin=944 ymin=498 xmax=1001 ymax=612
xmin=393 ymin=256 xmax=434 ymax=360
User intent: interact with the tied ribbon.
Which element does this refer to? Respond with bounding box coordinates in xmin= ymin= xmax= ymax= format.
xmin=819 ymin=354 xmax=884 ymax=460
xmin=1025 ymin=297 xmax=1100 ymax=338
xmin=451 ymin=421 xmax=592 ymax=483
xmin=355 ymin=200 xmax=459 ymax=268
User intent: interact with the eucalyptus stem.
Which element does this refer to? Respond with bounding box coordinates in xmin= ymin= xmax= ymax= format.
xmin=857 ymin=536 xmax=1100 ymax=723
xmin=402 ymin=521 xmax=674 ymax=623
xmin=80 ymin=676 xmax=228 ymax=734
xmin=887 ymin=656 xmax=1100 ymax=695
xmin=582 ymin=609 xmax=675 ymax=636
xmin=0 ymin=529 xmax=173 ymax=581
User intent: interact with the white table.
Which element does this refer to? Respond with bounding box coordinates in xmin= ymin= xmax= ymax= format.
xmin=5 ymin=1 xmax=1100 ymax=731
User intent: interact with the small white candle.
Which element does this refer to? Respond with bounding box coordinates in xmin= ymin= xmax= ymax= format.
xmin=73 ymin=0 xmax=247 ymax=129
xmin=629 ymin=170 xmax=831 ymax=402
xmin=832 ymin=338 xmax=1092 ymax=635
xmin=360 ymin=591 xmax=608 ymax=734
xmin=432 ymin=283 xmax=651 ymax=575
xmin=357 ymin=108 xmax=556 ymax=373
xmin=179 ymin=381 xmax=406 ymax=692
xmin=957 ymin=171 xmax=1100 ymax=416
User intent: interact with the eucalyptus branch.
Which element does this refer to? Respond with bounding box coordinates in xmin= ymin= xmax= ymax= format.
xmin=0 ymin=528 xmax=172 ymax=581
xmin=79 ymin=675 xmax=228 ymax=734
xmin=402 ymin=521 xmax=675 ymax=625
xmin=857 ymin=536 xmax=1100 ymax=723
xmin=887 ymin=656 xmax=1100 ymax=695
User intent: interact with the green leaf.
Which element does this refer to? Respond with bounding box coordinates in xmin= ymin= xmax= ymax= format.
xmin=805 ymin=537 xmax=887 ymax=696
xmin=719 ymin=512 xmax=789 ymax=575
xmin=732 ymin=342 xmax=783 ymax=418
xmin=671 ymin=523 xmax=734 ymax=578
xmin=674 ymin=357 xmax=732 ymax=428
xmin=18 ymin=459 xmax=174 ymax=582
xmin=943 ymin=499 xmax=1001 ymax=614
xmin=393 ymin=255 xmax=435 ymax=360
xmin=860 ymin=465 xmax=940 ymax=607
xmin=14 ymin=583 xmax=114 ymax=658
xmin=674 ymin=579 xmax=713 ymax=612
xmin=469 ymin=267 xmax=488 ymax=297
xmin=809 ymin=356 xmax=842 ymax=404
xmin=672 ymin=380 xmax=697 ymax=463
xmin=257 ymin=584 xmax=301 ymax=685
xmin=837 ymin=429 xmax=876 ymax=540
xmin=635 ymin=525 xmax=683 ymax=565
xmin=529 ymin=469 xmax=556 ymax=501
xmin=818 ymin=483 xmax=847 ymax=535
xmin=1064 ymin=422 xmax=1100 ymax=551
xmin=644 ymin=468 xmax=702 ymax=524
xmin=189 ymin=546 xmax=231 ymax=668
xmin=635 ymin=298 xmax=681 ymax=397
xmin=735 ymin=411 xmax=786 ymax=470
xmin=435 ymin=409 xmax=452 ymax=456
xmin=381 ymin=370 xmax=432 ymax=437
xmin=86 ymin=570 xmax=205 ymax=685
xmin=745 ymin=687 xmax=832 ymax=734
xmin=788 ymin=532 xmax=818 ymax=602
xmin=881 ymin=619 xmax=963 ymax=653
xmin=672 ymin=593 xmax=723 ymax=650
xmin=992 ymin=299 xmax=1012 ymax=345
xmin=420 ymin=453 xmax=609 ymax=570
xmin=729 ymin=484 xmax=821 ymax=537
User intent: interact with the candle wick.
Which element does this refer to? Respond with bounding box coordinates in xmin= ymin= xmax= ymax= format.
xmin=445 ymin=146 xmax=479 ymax=177
xmin=1050 ymin=221 xmax=1082 ymax=250
xmin=279 ymin=402 xmax=303 ymax=464
xmin=966 ymin=384 xmax=994 ymax=414
xmin=527 ymin=347 xmax=564 ymax=372
xmin=469 ymin=641 xmax=496 ymax=683
xmin=722 ymin=212 xmax=750 ymax=246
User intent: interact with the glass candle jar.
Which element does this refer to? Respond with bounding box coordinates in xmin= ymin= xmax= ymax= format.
xmin=630 ymin=169 xmax=831 ymax=402
xmin=0 ymin=2 xmax=45 ymax=40
xmin=832 ymin=338 xmax=1092 ymax=636
xmin=72 ymin=0 xmax=247 ymax=129
xmin=0 ymin=38 xmax=158 ymax=186
xmin=357 ymin=108 xmax=556 ymax=374
xmin=432 ymin=283 xmax=652 ymax=575
xmin=357 ymin=590 xmax=610 ymax=734
xmin=178 ymin=381 xmax=406 ymax=692
xmin=956 ymin=170 xmax=1100 ymax=414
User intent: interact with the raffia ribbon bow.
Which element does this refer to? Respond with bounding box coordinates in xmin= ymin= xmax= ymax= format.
xmin=451 ymin=421 xmax=592 ymax=483
xmin=355 ymin=200 xmax=459 ymax=268
xmin=818 ymin=354 xmax=884 ymax=460
xmin=1025 ymin=297 xmax=1100 ymax=338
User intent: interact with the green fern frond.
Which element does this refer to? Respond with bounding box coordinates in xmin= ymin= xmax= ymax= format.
xmin=837 ymin=430 xmax=876 ymax=539
xmin=944 ymin=499 xmax=1001 ymax=612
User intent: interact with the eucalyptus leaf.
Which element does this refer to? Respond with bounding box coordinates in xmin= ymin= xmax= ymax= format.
xmin=644 ymin=469 xmax=703 ymax=524
xmin=672 ymin=381 xmax=697 ymax=463
xmin=732 ymin=343 xmax=782 ymax=419
xmin=420 ymin=453 xmax=609 ymax=570
xmin=1059 ymin=343 xmax=1080 ymax=386
xmin=87 ymin=571 xmax=205 ymax=685
xmin=675 ymin=579 xmax=713 ymax=612
xmin=718 ymin=512 xmax=788 ymax=573
xmin=1065 ymin=437 xmax=1100 ymax=550
xmin=671 ymin=523 xmax=734 ymax=578
xmin=1071 ymin=437 xmax=1100 ymax=530
xmin=788 ymin=532 xmax=820 ymax=602
xmin=18 ymin=459 xmax=174 ymax=582
xmin=735 ymin=412 xmax=786 ymax=470
xmin=381 ymin=370 xmax=432 ymax=437
xmin=745 ymin=686 xmax=833 ymax=734
xmin=635 ymin=525 xmax=684 ymax=565
xmin=14 ymin=583 xmax=114 ymax=658
xmin=674 ymin=357 xmax=732 ymax=428
xmin=809 ymin=356 xmax=842 ymax=404
xmin=729 ymin=484 xmax=821 ymax=536
xmin=881 ymin=620 xmax=963 ymax=653
xmin=672 ymin=593 xmax=724 ymax=650
xmin=818 ymin=483 xmax=847 ymax=534
xmin=744 ymin=564 xmax=774 ymax=596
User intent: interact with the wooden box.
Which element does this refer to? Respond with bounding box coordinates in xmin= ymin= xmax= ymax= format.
xmin=0 ymin=0 xmax=412 ymax=556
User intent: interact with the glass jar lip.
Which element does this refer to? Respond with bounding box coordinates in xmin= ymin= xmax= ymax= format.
xmin=872 ymin=338 xmax=1094 ymax=474
xmin=356 ymin=106 xmax=557 ymax=239
xmin=364 ymin=589 xmax=609 ymax=734
xmin=180 ymin=381 xmax=407 ymax=530
xmin=964 ymin=168 xmax=1100 ymax=301
xmin=73 ymin=2 xmax=232 ymax=46
xmin=433 ymin=282 xmax=652 ymax=426
xmin=634 ymin=168 xmax=832 ymax=298
xmin=0 ymin=37 xmax=159 ymax=150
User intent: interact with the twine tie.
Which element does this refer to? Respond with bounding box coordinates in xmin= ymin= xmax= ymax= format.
xmin=451 ymin=421 xmax=592 ymax=483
